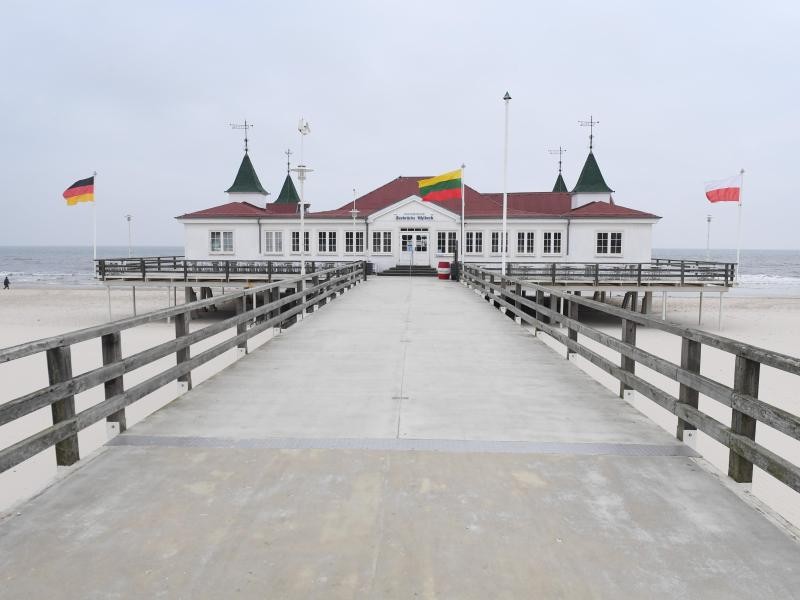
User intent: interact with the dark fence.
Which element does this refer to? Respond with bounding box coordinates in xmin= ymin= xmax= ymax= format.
xmin=468 ymin=259 xmax=736 ymax=286
xmin=95 ymin=257 xmax=357 ymax=282
xmin=0 ymin=262 xmax=367 ymax=474
xmin=462 ymin=264 xmax=800 ymax=495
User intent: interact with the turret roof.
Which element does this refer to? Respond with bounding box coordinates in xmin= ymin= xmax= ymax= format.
xmin=552 ymin=173 xmax=568 ymax=193
xmin=225 ymin=153 xmax=268 ymax=195
xmin=274 ymin=173 xmax=300 ymax=204
xmin=572 ymin=152 xmax=613 ymax=194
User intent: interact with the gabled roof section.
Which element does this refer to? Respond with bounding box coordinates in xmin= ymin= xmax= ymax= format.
xmin=274 ymin=173 xmax=300 ymax=204
xmin=572 ymin=152 xmax=613 ymax=194
xmin=225 ymin=153 xmax=268 ymax=195
xmin=177 ymin=201 xmax=267 ymax=219
xmin=552 ymin=173 xmax=568 ymax=193
xmin=567 ymin=201 xmax=659 ymax=219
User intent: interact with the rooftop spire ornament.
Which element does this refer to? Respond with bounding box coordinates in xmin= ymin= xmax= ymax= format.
xmin=229 ymin=120 xmax=254 ymax=153
xmin=578 ymin=115 xmax=599 ymax=151
xmin=285 ymin=148 xmax=293 ymax=174
xmin=291 ymin=118 xmax=313 ymax=275
xmin=548 ymin=146 xmax=567 ymax=173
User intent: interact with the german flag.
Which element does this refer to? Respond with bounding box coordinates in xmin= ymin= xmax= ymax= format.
xmin=63 ymin=176 xmax=95 ymax=205
xmin=418 ymin=169 xmax=462 ymax=202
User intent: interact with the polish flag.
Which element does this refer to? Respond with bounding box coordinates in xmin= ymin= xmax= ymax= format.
xmin=705 ymin=175 xmax=742 ymax=203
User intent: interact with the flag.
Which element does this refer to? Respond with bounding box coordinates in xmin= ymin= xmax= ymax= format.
xmin=418 ymin=169 xmax=462 ymax=202
xmin=705 ymin=175 xmax=741 ymax=203
xmin=63 ymin=176 xmax=95 ymax=205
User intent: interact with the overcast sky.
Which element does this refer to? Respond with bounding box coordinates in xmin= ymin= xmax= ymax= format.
xmin=1 ymin=0 xmax=798 ymax=249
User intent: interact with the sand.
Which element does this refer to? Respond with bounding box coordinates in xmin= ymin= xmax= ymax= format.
xmin=0 ymin=285 xmax=799 ymax=531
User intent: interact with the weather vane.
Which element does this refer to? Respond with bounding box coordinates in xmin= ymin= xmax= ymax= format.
xmin=229 ymin=120 xmax=254 ymax=153
xmin=578 ymin=115 xmax=599 ymax=151
xmin=285 ymin=148 xmax=293 ymax=174
xmin=548 ymin=146 xmax=567 ymax=173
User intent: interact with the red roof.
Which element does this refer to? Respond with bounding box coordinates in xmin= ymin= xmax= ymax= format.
xmin=177 ymin=177 xmax=660 ymax=220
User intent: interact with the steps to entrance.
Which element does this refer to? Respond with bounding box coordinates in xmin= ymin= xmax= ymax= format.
xmin=378 ymin=265 xmax=438 ymax=277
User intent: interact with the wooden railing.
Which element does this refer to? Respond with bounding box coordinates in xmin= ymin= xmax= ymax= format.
xmin=462 ymin=264 xmax=800 ymax=494
xmin=468 ymin=259 xmax=736 ymax=286
xmin=0 ymin=262 xmax=367 ymax=473
xmin=95 ymin=257 xmax=357 ymax=281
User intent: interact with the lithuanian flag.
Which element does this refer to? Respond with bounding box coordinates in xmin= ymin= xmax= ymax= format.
xmin=418 ymin=169 xmax=462 ymax=202
xmin=63 ymin=176 xmax=95 ymax=205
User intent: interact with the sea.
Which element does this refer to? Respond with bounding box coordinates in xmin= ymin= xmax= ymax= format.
xmin=0 ymin=246 xmax=798 ymax=296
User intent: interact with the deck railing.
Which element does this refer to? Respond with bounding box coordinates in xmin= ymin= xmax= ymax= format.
xmin=462 ymin=264 xmax=800 ymax=495
xmin=468 ymin=259 xmax=736 ymax=286
xmin=95 ymin=257 xmax=357 ymax=281
xmin=0 ymin=262 xmax=367 ymax=473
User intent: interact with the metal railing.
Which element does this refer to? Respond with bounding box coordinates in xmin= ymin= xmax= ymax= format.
xmin=0 ymin=262 xmax=367 ymax=473
xmin=462 ymin=264 xmax=800 ymax=494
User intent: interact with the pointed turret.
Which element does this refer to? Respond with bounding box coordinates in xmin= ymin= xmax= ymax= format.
xmin=225 ymin=153 xmax=268 ymax=195
xmin=552 ymin=173 xmax=568 ymax=193
xmin=274 ymin=173 xmax=300 ymax=204
xmin=571 ymin=152 xmax=613 ymax=194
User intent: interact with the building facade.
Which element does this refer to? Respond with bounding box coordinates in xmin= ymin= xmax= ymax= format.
xmin=177 ymin=149 xmax=660 ymax=272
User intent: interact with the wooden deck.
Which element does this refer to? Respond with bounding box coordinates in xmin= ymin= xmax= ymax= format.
xmin=0 ymin=275 xmax=798 ymax=598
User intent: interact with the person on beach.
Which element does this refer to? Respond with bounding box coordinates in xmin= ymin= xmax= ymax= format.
xmin=3 ymin=276 xmax=9 ymax=290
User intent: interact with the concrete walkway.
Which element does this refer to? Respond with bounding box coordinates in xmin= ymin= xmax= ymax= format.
xmin=1 ymin=277 xmax=799 ymax=599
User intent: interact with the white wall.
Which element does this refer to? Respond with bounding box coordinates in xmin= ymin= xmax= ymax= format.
xmin=568 ymin=220 xmax=654 ymax=263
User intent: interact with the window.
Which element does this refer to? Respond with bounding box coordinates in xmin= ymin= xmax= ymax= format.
xmin=466 ymin=231 xmax=475 ymax=253
xmin=516 ymin=232 xmax=535 ymax=255
xmin=345 ymin=231 xmax=354 ymax=253
xmin=596 ymin=232 xmax=622 ymax=255
xmin=437 ymin=231 xmax=457 ymax=254
xmin=543 ymin=231 xmax=561 ymax=255
xmin=264 ymin=231 xmax=282 ymax=254
xmin=473 ymin=232 xmax=483 ymax=253
xmin=491 ymin=232 xmax=508 ymax=254
xmin=291 ymin=231 xmax=310 ymax=253
xmin=355 ymin=231 xmax=364 ymax=253
xmin=209 ymin=230 xmax=233 ymax=253
xmin=372 ymin=231 xmax=391 ymax=253
xmin=437 ymin=232 xmax=446 ymax=254
xmin=318 ymin=231 xmax=337 ymax=253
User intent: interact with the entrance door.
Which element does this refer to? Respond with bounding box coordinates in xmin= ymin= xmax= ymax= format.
xmin=413 ymin=232 xmax=429 ymax=266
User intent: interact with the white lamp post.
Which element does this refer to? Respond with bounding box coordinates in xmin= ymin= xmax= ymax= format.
xmin=501 ymin=92 xmax=511 ymax=276
xmin=291 ymin=119 xmax=313 ymax=275
xmin=125 ymin=214 xmax=133 ymax=257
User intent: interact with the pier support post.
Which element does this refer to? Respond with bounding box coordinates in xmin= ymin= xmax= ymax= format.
xmin=641 ymin=291 xmax=652 ymax=314
xmin=729 ymin=356 xmax=760 ymax=483
xmin=535 ymin=290 xmax=546 ymax=329
xmin=132 ymin=286 xmax=137 ymax=316
xmin=46 ymin=346 xmax=80 ymax=466
xmin=676 ymin=337 xmax=701 ymax=441
xmin=662 ymin=291 xmax=667 ymax=320
xmin=698 ymin=292 xmax=704 ymax=325
xmin=236 ymin=294 xmax=248 ymax=355
xmin=619 ymin=318 xmax=637 ymax=399
xmin=102 ymin=331 xmax=126 ymax=435
xmin=175 ymin=309 xmax=192 ymax=393
xmin=567 ymin=293 xmax=579 ymax=359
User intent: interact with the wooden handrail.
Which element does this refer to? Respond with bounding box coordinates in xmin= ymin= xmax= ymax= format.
xmin=461 ymin=264 xmax=800 ymax=494
xmin=0 ymin=262 xmax=367 ymax=474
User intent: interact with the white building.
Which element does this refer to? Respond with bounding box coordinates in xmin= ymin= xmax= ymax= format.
xmin=177 ymin=148 xmax=660 ymax=272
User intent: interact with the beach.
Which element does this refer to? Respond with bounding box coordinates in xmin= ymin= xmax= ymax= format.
xmin=1 ymin=284 xmax=799 ymax=531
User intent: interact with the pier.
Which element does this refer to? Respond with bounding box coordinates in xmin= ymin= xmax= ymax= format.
xmin=1 ymin=267 xmax=799 ymax=598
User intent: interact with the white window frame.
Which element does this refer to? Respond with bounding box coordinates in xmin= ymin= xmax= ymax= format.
xmin=465 ymin=231 xmax=483 ymax=255
xmin=516 ymin=231 xmax=535 ymax=256
xmin=209 ymin=230 xmax=234 ymax=254
xmin=542 ymin=231 xmax=562 ymax=256
xmin=355 ymin=231 xmax=365 ymax=253
xmin=595 ymin=231 xmax=623 ymax=256
xmin=344 ymin=231 xmax=356 ymax=254
xmin=290 ymin=231 xmax=310 ymax=254
xmin=263 ymin=231 xmax=283 ymax=254
xmin=318 ymin=230 xmax=338 ymax=254
xmin=491 ymin=231 xmax=508 ymax=255
xmin=372 ymin=231 xmax=392 ymax=254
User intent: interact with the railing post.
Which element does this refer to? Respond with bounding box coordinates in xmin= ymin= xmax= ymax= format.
xmin=637 ymin=263 xmax=642 ymax=286
xmin=594 ymin=263 xmax=599 ymax=285
xmin=268 ymin=261 xmax=273 ymax=283
xmin=175 ymin=309 xmax=192 ymax=392
xmin=183 ymin=260 xmax=188 ymax=281
xmin=535 ymin=290 xmax=546 ymax=328
xmin=676 ymin=337 xmax=701 ymax=441
xmin=680 ymin=261 xmax=685 ymax=285
xmin=514 ymin=282 xmax=522 ymax=322
xmin=236 ymin=292 xmax=248 ymax=354
xmin=728 ymin=355 xmax=760 ymax=483
xmin=567 ymin=292 xmax=580 ymax=358
xmin=157 ymin=257 xmax=162 ymax=272
xmin=101 ymin=331 xmax=126 ymax=433
xmin=225 ymin=261 xmax=231 ymax=283
xmin=140 ymin=258 xmax=146 ymax=280
xmin=619 ymin=317 xmax=637 ymax=398
xmin=551 ymin=263 xmax=556 ymax=284
xmin=46 ymin=346 xmax=80 ymax=466
xmin=99 ymin=259 xmax=106 ymax=280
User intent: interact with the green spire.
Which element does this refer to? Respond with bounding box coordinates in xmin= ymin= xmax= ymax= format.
xmin=274 ymin=173 xmax=300 ymax=204
xmin=571 ymin=152 xmax=613 ymax=194
xmin=225 ymin=153 xmax=268 ymax=195
xmin=552 ymin=172 xmax=568 ymax=193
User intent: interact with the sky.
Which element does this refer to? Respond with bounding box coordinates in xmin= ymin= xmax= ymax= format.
xmin=1 ymin=0 xmax=798 ymax=249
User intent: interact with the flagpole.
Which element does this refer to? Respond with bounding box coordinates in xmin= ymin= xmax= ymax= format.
xmin=736 ymin=168 xmax=744 ymax=284
xmin=501 ymin=92 xmax=511 ymax=276
xmin=460 ymin=163 xmax=466 ymax=266
xmin=93 ymin=171 xmax=97 ymax=261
